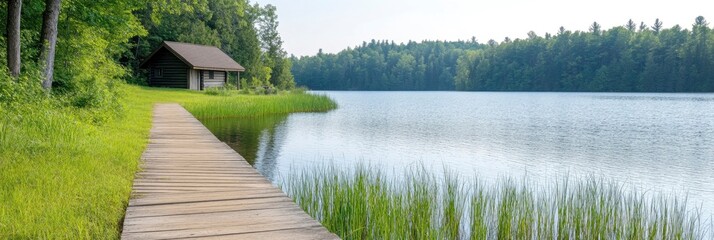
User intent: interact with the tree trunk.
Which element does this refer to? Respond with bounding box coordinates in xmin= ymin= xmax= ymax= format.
xmin=39 ymin=0 xmax=61 ymax=91
xmin=6 ymin=0 xmax=22 ymax=78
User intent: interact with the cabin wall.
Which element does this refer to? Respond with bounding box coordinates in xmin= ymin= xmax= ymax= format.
xmin=189 ymin=69 xmax=200 ymax=90
xmin=148 ymin=48 xmax=188 ymax=88
xmin=202 ymin=70 xmax=227 ymax=88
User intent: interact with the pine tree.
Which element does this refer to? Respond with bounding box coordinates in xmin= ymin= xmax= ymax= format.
xmin=652 ymin=19 xmax=663 ymax=33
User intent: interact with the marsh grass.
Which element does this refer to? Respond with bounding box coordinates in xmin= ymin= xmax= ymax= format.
xmin=184 ymin=92 xmax=337 ymax=119
xmin=0 ymin=85 xmax=336 ymax=238
xmin=283 ymin=164 xmax=710 ymax=240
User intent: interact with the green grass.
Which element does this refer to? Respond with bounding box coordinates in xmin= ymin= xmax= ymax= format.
xmin=0 ymin=85 xmax=336 ymax=239
xmin=184 ymin=92 xmax=337 ymax=119
xmin=282 ymin=164 xmax=711 ymax=240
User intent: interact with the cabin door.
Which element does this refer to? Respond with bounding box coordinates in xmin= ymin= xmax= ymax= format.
xmin=189 ymin=69 xmax=199 ymax=90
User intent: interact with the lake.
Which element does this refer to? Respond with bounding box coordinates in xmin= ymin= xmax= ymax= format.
xmin=200 ymin=91 xmax=714 ymax=215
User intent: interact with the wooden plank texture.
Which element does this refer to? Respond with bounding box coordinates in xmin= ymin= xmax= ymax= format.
xmin=121 ymin=103 xmax=337 ymax=240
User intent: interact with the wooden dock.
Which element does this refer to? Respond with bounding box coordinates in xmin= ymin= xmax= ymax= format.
xmin=121 ymin=104 xmax=337 ymax=239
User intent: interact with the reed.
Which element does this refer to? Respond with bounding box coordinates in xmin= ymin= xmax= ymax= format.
xmin=282 ymin=164 xmax=711 ymax=240
xmin=183 ymin=92 xmax=337 ymax=119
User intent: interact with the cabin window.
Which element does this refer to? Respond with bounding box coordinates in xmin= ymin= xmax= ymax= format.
xmin=208 ymin=70 xmax=215 ymax=79
xmin=153 ymin=68 xmax=163 ymax=77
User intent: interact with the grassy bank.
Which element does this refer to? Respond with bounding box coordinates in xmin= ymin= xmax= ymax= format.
xmin=283 ymin=165 xmax=711 ymax=240
xmin=0 ymin=85 xmax=336 ymax=239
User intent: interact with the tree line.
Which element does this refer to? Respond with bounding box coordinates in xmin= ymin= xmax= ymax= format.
xmin=292 ymin=40 xmax=483 ymax=90
xmin=292 ymin=17 xmax=714 ymax=92
xmin=1 ymin=0 xmax=293 ymax=113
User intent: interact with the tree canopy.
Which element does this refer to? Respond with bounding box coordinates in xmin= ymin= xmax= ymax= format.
xmin=292 ymin=40 xmax=483 ymax=90
xmin=293 ymin=17 xmax=714 ymax=92
xmin=129 ymin=0 xmax=294 ymax=89
xmin=1 ymin=0 xmax=294 ymax=115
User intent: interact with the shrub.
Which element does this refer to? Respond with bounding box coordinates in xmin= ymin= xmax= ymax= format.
xmin=204 ymin=87 xmax=233 ymax=96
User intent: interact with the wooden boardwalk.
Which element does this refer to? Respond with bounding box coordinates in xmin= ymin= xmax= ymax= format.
xmin=121 ymin=104 xmax=337 ymax=239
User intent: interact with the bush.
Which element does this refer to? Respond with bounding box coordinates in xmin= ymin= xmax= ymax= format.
xmin=265 ymin=86 xmax=278 ymax=95
xmin=291 ymin=86 xmax=309 ymax=94
xmin=238 ymin=87 xmax=251 ymax=94
xmin=253 ymin=86 xmax=266 ymax=95
xmin=204 ymin=87 xmax=233 ymax=96
xmin=125 ymin=72 xmax=148 ymax=85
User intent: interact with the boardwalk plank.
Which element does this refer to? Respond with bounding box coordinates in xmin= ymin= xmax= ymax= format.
xmin=121 ymin=103 xmax=337 ymax=240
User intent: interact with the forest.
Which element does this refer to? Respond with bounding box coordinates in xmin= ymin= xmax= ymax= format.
xmin=292 ymin=17 xmax=714 ymax=92
xmin=291 ymin=40 xmax=482 ymax=90
xmin=0 ymin=0 xmax=294 ymax=114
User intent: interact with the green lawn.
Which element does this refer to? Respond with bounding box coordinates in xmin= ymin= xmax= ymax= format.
xmin=0 ymin=85 xmax=336 ymax=239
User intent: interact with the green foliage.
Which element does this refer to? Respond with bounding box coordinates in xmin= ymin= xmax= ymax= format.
xmin=250 ymin=64 xmax=272 ymax=88
xmin=293 ymin=40 xmax=480 ymax=90
xmin=274 ymin=57 xmax=296 ymax=89
xmin=283 ymin=165 xmax=710 ymax=240
xmin=252 ymin=86 xmax=267 ymax=95
xmin=203 ymin=86 xmax=233 ymax=96
xmin=254 ymin=4 xmax=295 ymax=88
xmin=453 ymin=18 xmax=714 ymax=92
xmin=291 ymin=86 xmax=309 ymax=94
xmin=295 ymin=17 xmax=714 ymax=92
xmin=184 ymin=91 xmax=336 ymax=119
xmin=0 ymin=0 xmax=147 ymax=116
xmin=0 ymin=68 xmax=44 ymax=106
xmin=0 ymin=85 xmax=144 ymax=239
xmin=132 ymin=0 xmax=295 ymax=89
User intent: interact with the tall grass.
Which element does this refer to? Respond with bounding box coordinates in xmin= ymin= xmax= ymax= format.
xmin=0 ymin=85 xmax=336 ymax=238
xmin=184 ymin=92 xmax=337 ymax=119
xmin=0 ymin=91 xmax=149 ymax=238
xmin=283 ymin=165 xmax=711 ymax=240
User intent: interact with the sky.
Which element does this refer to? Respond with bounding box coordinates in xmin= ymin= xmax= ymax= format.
xmin=254 ymin=0 xmax=713 ymax=57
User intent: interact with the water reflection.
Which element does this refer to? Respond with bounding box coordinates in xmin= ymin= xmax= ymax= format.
xmin=589 ymin=94 xmax=714 ymax=102
xmin=200 ymin=115 xmax=288 ymax=181
xmin=199 ymin=91 xmax=714 ymax=216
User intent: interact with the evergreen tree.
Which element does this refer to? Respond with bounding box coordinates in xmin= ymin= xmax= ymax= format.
xmin=626 ymin=19 xmax=636 ymax=32
xmin=589 ymin=22 xmax=601 ymax=35
xmin=652 ymin=18 xmax=663 ymax=33
xmin=294 ymin=17 xmax=714 ymax=92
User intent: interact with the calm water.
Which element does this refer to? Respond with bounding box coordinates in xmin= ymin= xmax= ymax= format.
xmin=201 ymin=91 xmax=714 ymax=215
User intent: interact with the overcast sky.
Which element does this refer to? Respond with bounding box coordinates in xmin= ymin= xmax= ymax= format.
xmin=254 ymin=0 xmax=712 ymax=57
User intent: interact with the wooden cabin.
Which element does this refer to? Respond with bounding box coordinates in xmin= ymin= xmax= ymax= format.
xmin=140 ymin=41 xmax=245 ymax=90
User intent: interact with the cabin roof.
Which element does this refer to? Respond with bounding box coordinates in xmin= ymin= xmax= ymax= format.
xmin=140 ymin=41 xmax=245 ymax=72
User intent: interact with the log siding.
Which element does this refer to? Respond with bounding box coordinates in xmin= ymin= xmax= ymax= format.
xmin=148 ymin=48 xmax=189 ymax=88
xmin=202 ymin=70 xmax=227 ymax=88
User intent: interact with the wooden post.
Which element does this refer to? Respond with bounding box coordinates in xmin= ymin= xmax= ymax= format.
xmin=199 ymin=70 xmax=204 ymax=91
